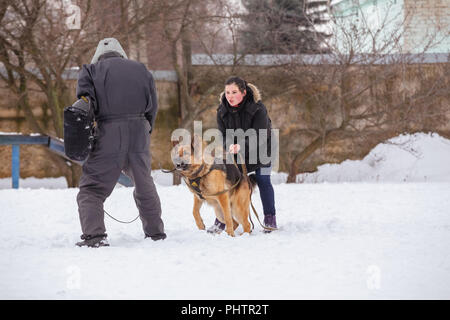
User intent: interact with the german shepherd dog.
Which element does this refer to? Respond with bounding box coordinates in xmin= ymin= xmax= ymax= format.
xmin=171 ymin=135 xmax=253 ymax=237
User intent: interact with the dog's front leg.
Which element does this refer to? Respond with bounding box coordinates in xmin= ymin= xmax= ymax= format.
xmin=193 ymin=195 xmax=205 ymax=230
xmin=217 ymin=193 xmax=234 ymax=237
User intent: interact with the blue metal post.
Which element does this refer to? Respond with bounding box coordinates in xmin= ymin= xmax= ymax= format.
xmin=12 ymin=144 xmax=20 ymax=189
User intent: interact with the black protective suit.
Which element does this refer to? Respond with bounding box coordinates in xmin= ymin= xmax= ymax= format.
xmin=76 ymin=51 xmax=165 ymax=240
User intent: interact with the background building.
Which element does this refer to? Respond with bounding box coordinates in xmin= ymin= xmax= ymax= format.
xmin=330 ymin=0 xmax=450 ymax=53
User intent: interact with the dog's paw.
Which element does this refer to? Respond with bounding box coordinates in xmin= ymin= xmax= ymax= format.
xmin=226 ymin=229 xmax=235 ymax=237
xmin=196 ymin=221 xmax=206 ymax=230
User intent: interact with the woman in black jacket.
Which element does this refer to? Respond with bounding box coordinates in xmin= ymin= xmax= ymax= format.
xmin=208 ymin=76 xmax=277 ymax=233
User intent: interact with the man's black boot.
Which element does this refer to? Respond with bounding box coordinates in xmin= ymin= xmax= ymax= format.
xmin=76 ymin=234 xmax=109 ymax=248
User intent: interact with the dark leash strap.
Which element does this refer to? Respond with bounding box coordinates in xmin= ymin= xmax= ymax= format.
xmin=234 ymin=153 xmax=278 ymax=232
xmin=104 ymin=208 xmax=140 ymax=224
xmin=160 ymin=155 xmax=243 ymax=199
xmin=183 ymin=167 xmax=242 ymax=199
xmin=158 ymin=153 xmax=277 ymax=232
xmin=71 ymin=111 xmax=145 ymax=224
xmin=95 ymin=113 xmax=146 ymax=224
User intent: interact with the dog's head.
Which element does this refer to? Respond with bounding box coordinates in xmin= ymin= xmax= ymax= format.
xmin=171 ymin=134 xmax=207 ymax=174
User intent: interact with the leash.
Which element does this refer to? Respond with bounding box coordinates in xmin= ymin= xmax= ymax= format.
xmin=233 ymin=153 xmax=277 ymax=232
xmin=183 ymin=171 xmax=242 ymax=199
xmin=160 ymin=162 xmax=177 ymax=173
xmin=103 ymin=159 xmax=177 ymax=225
xmin=163 ymin=154 xmax=243 ymax=198
xmin=104 ymin=208 xmax=140 ymax=224
xmin=160 ymin=153 xmax=277 ymax=232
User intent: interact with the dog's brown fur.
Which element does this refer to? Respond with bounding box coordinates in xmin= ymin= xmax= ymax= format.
xmin=172 ymin=135 xmax=252 ymax=237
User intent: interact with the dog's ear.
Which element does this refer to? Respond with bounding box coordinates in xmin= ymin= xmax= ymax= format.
xmin=172 ymin=139 xmax=180 ymax=147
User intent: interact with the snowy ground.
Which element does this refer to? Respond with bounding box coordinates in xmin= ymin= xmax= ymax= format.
xmin=1 ymin=183 xmax=450 ymax=299
xmin=1 ymin=133 xmax=450 ymax=299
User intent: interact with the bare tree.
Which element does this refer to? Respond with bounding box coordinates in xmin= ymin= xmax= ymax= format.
xmin=0 ymin=0 xmax=162 ymax=186
xmin=0 ymin=0 xmax=90 ymax=186
xmin=0 ymin=0 xmax=248 ymax=186
xmin=158 ymin=0 xmax=237 ymax=129
xmin=274 ymin=1 xmax=450 ymax=182
xmin=157 ymin=0 xmax=262 ymax=183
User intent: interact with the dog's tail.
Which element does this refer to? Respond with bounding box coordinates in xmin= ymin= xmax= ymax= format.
xmin=247 ymin=173 xmax=257 ymax=189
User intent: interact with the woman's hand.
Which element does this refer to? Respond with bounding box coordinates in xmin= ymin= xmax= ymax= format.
xmin=229 ymin=144 xmax=241 ymax=154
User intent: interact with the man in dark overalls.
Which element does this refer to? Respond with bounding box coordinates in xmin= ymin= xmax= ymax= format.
xmin=75 ymin=38 xmax=166 ymax=247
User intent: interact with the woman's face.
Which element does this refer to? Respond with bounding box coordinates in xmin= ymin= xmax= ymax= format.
xmin=225 ymin=83 xmax=246 ymax=107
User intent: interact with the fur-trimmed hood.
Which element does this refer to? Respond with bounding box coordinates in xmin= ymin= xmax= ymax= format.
xmin=219 ymin=83 xmax=261 ymax=104
xmin=216 ymin=82 xmax=272 ymax=173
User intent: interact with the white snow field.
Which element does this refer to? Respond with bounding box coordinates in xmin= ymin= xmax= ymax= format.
xmin=0 ymin=132 xmax=450 ymax=299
